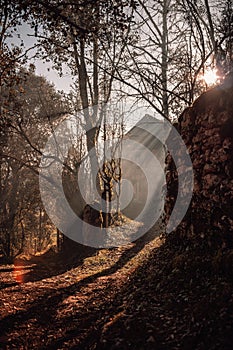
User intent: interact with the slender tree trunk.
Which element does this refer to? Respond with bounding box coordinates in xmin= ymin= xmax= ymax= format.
xmin=71 ymin=33 xmax=102 ymax=198
xmin=161 ymin=0 xmax=169 ymax=118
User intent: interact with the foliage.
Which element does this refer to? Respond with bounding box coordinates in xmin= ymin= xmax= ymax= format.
xmin=0 ymin=67 xmax=68 ymax=260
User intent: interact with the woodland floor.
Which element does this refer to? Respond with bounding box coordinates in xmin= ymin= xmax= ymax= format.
xmin=0 ymin=225 xmax=233 ymax=350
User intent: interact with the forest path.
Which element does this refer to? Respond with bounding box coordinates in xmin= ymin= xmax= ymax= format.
xmin=0 ymin=226 xmax=163 ymax=349
xmin=1 ymin=223 xmax=233 ymax=350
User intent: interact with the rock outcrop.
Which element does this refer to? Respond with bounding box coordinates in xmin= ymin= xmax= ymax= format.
xmin=166 ymin=75 xmax=233 ymax=249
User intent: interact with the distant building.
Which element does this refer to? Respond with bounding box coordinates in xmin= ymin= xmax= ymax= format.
xmin=121 ymin=114 xmax=167 ymax=220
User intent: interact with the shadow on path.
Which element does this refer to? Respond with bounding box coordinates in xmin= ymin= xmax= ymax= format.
xmin=0 ymin=223 xmax=161 ymax=342
xmin=12 ymin=242 xmax=98 ymax=284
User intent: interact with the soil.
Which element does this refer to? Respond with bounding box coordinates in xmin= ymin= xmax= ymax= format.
xmin=0 ymin=224 xmax=233 ymax=350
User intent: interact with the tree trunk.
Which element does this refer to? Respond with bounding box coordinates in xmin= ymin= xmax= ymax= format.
xmin=161 ymin=0 xmax=169 ymax=118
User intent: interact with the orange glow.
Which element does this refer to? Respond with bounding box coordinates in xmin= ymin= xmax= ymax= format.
xmin=13 ymin=259 xmax=35 ymax=283
xmin=202 ymin=68 xmax=219 ymax=85
xmin=13 ymin=261 xmax=26 ymax=283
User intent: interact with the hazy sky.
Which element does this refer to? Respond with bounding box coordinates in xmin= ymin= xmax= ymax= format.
xmin=15 ymin=23 xmax=73 ymax=93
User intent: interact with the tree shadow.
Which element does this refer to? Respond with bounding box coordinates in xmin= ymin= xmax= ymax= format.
xmin=0 ymin=266 xmax=29 ymax=291
xmin=0 ymin=222 xmax=161 ymax=344
xmin=0 ymin=267 xmax=15 ymax=273
xmin=10 ymin=218 xmax=161 ymax=284
xmin=0 ymin=282 xmax=18 ymax=290
xmin=11 ymin=241 xmax=98 ymax=284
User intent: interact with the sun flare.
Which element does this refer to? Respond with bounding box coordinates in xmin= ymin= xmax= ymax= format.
xmin=202 ymin=69 xmax=219 ymax=86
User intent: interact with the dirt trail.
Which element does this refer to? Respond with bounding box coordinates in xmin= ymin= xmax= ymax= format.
xmin=0 ymin=228 xmax=162 ymax=349
xmin=1 ymin=223 xmax=233 ymax=350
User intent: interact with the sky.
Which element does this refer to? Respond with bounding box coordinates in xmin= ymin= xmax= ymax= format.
xmin=9 ymin=20 xmax=164 ymax=129
xmin=14 ymin=23 xmax=74 ymax=93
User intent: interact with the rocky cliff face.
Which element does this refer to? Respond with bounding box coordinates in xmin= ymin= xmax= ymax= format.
xmin=166 ymin=74 xmax=233 ymax=248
